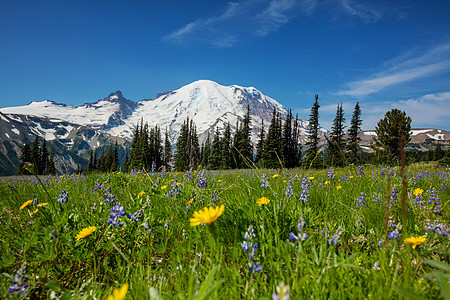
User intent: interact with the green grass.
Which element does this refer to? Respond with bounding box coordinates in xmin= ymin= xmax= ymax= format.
xmin=0 ymin=164 xmax=449 ymax=299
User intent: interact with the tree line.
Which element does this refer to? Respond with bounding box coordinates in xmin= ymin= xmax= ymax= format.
xmin=19 ymin=136 xmax=56 ymax=175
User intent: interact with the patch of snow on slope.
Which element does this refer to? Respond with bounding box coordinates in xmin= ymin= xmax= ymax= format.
xmin=426 ymin=133 xmax=445 ymax=140
xmin=11 ymin=128 xmax=20 ymax=135
xmin=411 ymin=129 xmax=432 ymax=135
xmin=364 ymin=131 xmax=377 ymax=136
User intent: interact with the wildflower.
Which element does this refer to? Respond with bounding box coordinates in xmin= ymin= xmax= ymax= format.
xmin=372 ymin=261 xmax=381 ymax=271
xmin=272 ymin=282 xmax=290 ymax=300
xmin=197 ymin=169 xmax=208 ymax=188
xmin=8 ymin=263 xmax=28 ymax=295
xmin=37 ymin=203 xmax=48 ymax=207
xmin=257 ymin=197 xmax=270 ymax=206
xmin=349 ymin=176 xmax=354 ymax=179
xmin=107 ymin=283 xmax=128 ymax=300
xmin=290 ymin=217 xmax=307 ymax=242
xmin=50 ymin=229 xmax=57 ymax=239
xmin=241 ymin=226 xmax=262 ymax=273
xmin=248 ymin=261 xmax=263 ymax=273
xmin=285 ymin=180 xmax=294 ymax=197
xmin=272 ymin=174 xmax=280 ymax=178
xmin=358 ymin=165 xmax=364 ymax=176
xmin=20 ymin=200 xmax=33 ymax=210
xmin=328 ymin=228 xmax=342 ymax=245
xmin=161 ymin=185 xmax=167 ymax=190
xmin=187 ymin=198 xmax=194 ymax=205
xmin=387 ymin=229 xmax=400 ymax=240
xmin=324 ymin=181 xmax=330 ymax=185
xmin=404 ymin=236 xmax=427 ymax=249
xmin=29 ymin=209 xmax=39 ymax=216
xmin=75 ymin=226 xmax=96 ymax=241
xmin=127 ymin=209 xmax=143 ymax=222
xmin=413 ymin=188 xmax=424 ymax=197
xmin=137 ymin=191 xmax=145 ymax=197
xmin=57 ymin=189 xmax=68 ymax=202
xmin=217 ymin=180 xmax=222 ymax=183
xmin=108 ymin=203 xmax=126 ymax=227
xmin=260 ymin=174 xmax=269 ymax=188
xmin=299 ymin=177 xmax=310 ymax=202
xmin=327 ymin=168 xmax=335 ymax=180
xmin=103 ymin=192 xmax=116 ymax=203
xmin=189 ymin=205 xmax=224 ymax=226
xmin=336 ymin=185 xmax=342 ymax=190
xmin=211 ymin=192 xmax=218 ymax=202
xmin=308 ymin=176 xmax=314 ymax=180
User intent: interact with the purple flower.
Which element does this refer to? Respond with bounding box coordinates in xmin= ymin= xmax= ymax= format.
xmin=8 ymin=263 xmax=28 ymax=295
xmin=57 ymin=189 xmax=68 ymax=203
xmin=260 ymin=174 xmax=269 ymax=188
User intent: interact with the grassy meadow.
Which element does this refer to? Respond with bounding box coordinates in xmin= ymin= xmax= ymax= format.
xmin=0 ymin=164 xmax=449 ymax=299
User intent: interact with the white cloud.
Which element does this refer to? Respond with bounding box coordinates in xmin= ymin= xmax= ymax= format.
xmin=336 ymin=42 xmax=450 ymax=97
xmin=163 ymin=0 xmax=396 ymax=47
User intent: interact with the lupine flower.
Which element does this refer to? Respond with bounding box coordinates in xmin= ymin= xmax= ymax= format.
xmin=248 ymin=261 xmax=263 ymax=273
xmin=358 ymin=165 xmax=364 ymax=176
xmin=290 ymin=217 xmax=307 ymax=242
xmin=387 ymin=228 xmax=400 ymax=239
xmin=127 ymin=209 xmax=143 ymax=222
xmin=143 ymin=221 xmax=152 ymax=233
xmin=260 ymin=174 xmax=269 ymax=188
xmin=189 ymin=205 xmax=224 ymax=226
xmin=75 ymin=226 xmax=96 ymax=241
xmin=197 ymin=169 xmax=208 ymax=188
xmin=285 ymin=180 xmax=294 ymax=197
xmin=425 ymin=220 xmax=449 ymax=236
xmin=108 ymin=203 xmax=126 ymax=227
xmin=103 ymin=192 xmax=116 ymax=203
xmin=57 ymin=189 xmax=68 ymax=203
xmin=107 ymin=283 xmax=128 ymax=300
xmin=299 ymin=177 xmax=310 ymax=202
xmin=404 ymin=236 xmax=427 ymax=249
xmin=257 ymin=197 xmax=270 ymax=206
xmin=328 ymin=228 xmax=342 ymax=245
xmin=50 ymin=229 xmax=57 ymax=239
xmin=32 ymin=197 xmax=39 ymax=205
xmin=327 ymin=168 xmax=335 ymax=180
xmin=241 ymin=226 xmax=262 ymax=273
xmin=8 ymin=263 xmax=28 ymax=295
xmin=356 ymin=193 xmax=366 ymax=208
xmin=272 ymin=282 xmax=290 ymax=300
xmin=211 ymin=192 xmax=218 ymax=202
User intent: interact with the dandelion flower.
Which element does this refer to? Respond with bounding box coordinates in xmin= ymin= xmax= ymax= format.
xmin=75 ymin=226 xmax=96 ymax=241
xmin=161 ymin=185 xmax=167 ymax=190
xmin=37 ymin=203 xmax=48 ymax=207
xmin=308 ymin=177 xmax=314 ymax=180
xmin=272 ymin=174 xmax=280 ymax=178
xmin=187 ymin=198 xmax=194 ymax=205
xmin=413 ymin=188 xmax=424 ymax=197
xmin=404 ymin=236 xmax=427 ymax=249
xmin=336 ymin=185 xmax=342 ymax=190
xmin=190 ymin=205 xmax=224 ymax=226
xmin=20 ymin=200 xmax=33 ymax=210
xmin=137 ymin=191 xmax=145 ymax=197
xmin=324 ymin=181 xmax=330 ymax=185
xmin=218 ymin=180 xmax=222 ymax=183
xmin=257 ymin=197 xmax=270 ymax=206
xmin=107 ymin=283 xmax=128 ymax=300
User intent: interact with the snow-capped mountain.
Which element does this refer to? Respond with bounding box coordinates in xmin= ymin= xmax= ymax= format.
xmin=1 ymin=80 xmax=325 ymax=145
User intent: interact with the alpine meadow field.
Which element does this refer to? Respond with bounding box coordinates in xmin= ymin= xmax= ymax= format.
xmin=1 ymin=164 xmax=449 ymax=299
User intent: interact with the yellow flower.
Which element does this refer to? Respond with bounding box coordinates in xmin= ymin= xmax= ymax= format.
xmin=176 ymin=182 xmax=182 ymax=186
xmin=218 ymin=180 xmax=222 ymax=183
xmin=413 ymin=188 xmax=424 ymax=197
xmin=187 ymin=198 xmax=194 ymax=205
xmin=137 ymin=191 xmax=145 ymax=197
xmin=29 ymin=209 xmax=39 ymax=216
xmin=308 ymin=177 xmax=314 ymax=180
xmin=404 ymin=236 xmax=427 ymax=249
xmin=161 ymin=185 xmax=167 ymax=190
xmin=190 ymin=205 xmax=225 ymax=226
xmin=37 ymin=203 xmax=48 ymax=207
xmin=349 ymin=176 xmax=354 ymax=179
xmin=75 ymin=226 xmax=96 ymax=241
xmin=107 ymin=283 xmax=128 ymax=300
xmin=20 ymin=200 xmax=33 ymax=210
xmin=257 ymin=197 xmax=270 ymax=206
xmin=324 ymin=181 xmax=330 ymax=185
xmin=272 ymin=174 xmax=280 ymax=178
xmin=336 ymin=185 xmax=342 ymax=190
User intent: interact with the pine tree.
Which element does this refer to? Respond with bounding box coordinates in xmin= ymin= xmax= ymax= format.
xmin=372 ymin=108 xmax=412 ymax=164
xmin=31 ymin=136 xmax=41 ymax=174
xmin=304 ymin=94 xmax=321 ymax=169
xmin=347 ymin=102 xmax=362 ymax=163
xmin=112 ymin=141 xmax=119 ymax=172
xmin=123 ymin=151 xmax=130 ymax=173
xmin=48 ymin=150 xmax=56 ymax=175
xmin=208 ymin=127 xmax=221 ymax=170
xmin=164 ymin=129 xmax=172 ymax=169
xmin=19 ymin=143 xmax=32 ymax=174
xmin=40 ymin=139 xmax=49 ymax=174
xmin=221 ymin=123 xmax=233 ymax=169
xmin=175 ymin=118 xmax=190 ymax=171
xmin=87 ymin=150 xmax=94 ymax=173
xmin=188 ymin=119 xmax=200 ymax=169
xmin=233 ymin=105 xmax=253 ymax=168
xmin=327 ymin=103 xmax=346 ymax=167
xmin=262 ymin=108 xmax=283 ymax=168
xmin=201 ymin=131 xmax=211 ymax=168
xmin=255 ymin=119 xmax=265 ymax=166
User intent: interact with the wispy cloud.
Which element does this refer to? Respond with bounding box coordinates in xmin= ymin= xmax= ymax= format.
xmin=336 ymin=42 xmax=450 ymax=97
xmin=163 ymin=0 xmax=396 ymax=47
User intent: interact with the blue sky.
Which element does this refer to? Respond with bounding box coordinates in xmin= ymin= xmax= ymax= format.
xmin=1 ymin=0 xmax=449 ymax=130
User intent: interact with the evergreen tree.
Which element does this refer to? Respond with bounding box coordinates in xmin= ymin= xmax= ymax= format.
xmin=188 ymin=119 xmax=200 ymax=169
xmin=262 ymin=108 xmax=283 ymax=168
xmin=327 ymin=103 xmax=346 ymax=167
xmin=221 ymin=123 xmax=233 ymax=169
xmin=433 ymin=142 xmax=445 ymax=161
xmin=123 ymin=151 xmax=130 ymax=173
xmin=40 ymin=139 xmax=49 ymax=174
xmin=87 ymin=150 xmax=94 ymax=173
xmin=175 ymin=118 xmax=191 ymax=171
xmin=233 ymin=105 xmax=253 ymax=168
xmin=347 ymin=102 xmax=362 ymax=163
xmin=112 ymin=141 xmax=119 ymax=172
xmin=19 ymin=143 xmax=32 ymax=174
xmin=164 ymin=129 xmax=172 ymax=169
xmin=208 ymin=128 xmax=221 ymax=170
xmin=31 ymin=136 xmax=41 ymax=174
xmin=201 ymin=131 xmax=211 ymax=168
xmin=372 ymin=108 xmax=412 ymax=164
xmin=304 ymin=94 xmax=321 ymax=169
xmin=293 ymin=114 xmax=302 ymax=167
xmin=255 ymin=119 xmax=265 ymax=166
xmin=48 ymin=150 xmax=56 ymax=175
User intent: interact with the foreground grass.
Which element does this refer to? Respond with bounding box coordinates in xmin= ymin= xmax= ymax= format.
xmin=0 ymin=164 xmax=449 ymax=299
